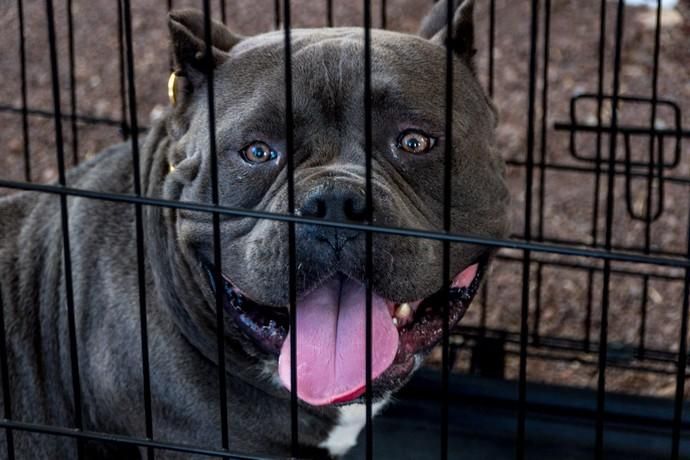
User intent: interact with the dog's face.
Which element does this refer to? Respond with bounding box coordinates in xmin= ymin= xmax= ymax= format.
xmin=159 ymin=0 xmax=508 ymax=407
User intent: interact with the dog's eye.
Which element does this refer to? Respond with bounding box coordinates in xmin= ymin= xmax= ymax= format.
xmin=396 ymin=130 xmax=435 ymax=155
xmin=240 ymin=141 xmax=279 ymax=164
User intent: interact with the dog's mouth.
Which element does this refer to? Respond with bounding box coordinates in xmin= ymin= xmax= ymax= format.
xmin=207 ymin=257 xmax=485 ymax=406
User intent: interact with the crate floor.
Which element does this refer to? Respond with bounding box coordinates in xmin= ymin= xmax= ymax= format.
xmin=345 ymin=371 xmax=690 ymax=460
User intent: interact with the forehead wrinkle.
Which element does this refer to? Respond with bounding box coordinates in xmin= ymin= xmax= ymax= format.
xmin=319 ymin=38 xmax=360 ymax=100
xmin=338 ymin=40 xmax=348 ymax=99
xmin=292 ymin=39 xmax=360 ymax=122
xmin=317 ymin=43 xmax=340 ymax=109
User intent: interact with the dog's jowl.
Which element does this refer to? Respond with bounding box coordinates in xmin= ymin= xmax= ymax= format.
xmin=0 ymin=0 xmax=508 ymax=458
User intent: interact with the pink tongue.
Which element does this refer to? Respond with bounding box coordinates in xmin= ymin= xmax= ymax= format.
xmin=278 ymin=278 xmax=399 ymax=406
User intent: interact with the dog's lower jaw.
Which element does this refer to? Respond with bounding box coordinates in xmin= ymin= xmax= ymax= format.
xmin=318 ymin=395 xmax=391 ymax=458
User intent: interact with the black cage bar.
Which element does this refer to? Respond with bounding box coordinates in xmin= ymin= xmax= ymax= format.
xmin=0 ymin=0 xmax=689 ymax=459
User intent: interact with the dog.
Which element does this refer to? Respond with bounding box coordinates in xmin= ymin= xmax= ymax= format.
xmin=0 ymin=0 xmax=508 ymax=458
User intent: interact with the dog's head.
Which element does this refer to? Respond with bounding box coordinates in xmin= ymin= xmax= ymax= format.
xmin=154 ymin=0 xmax=508 ymax=407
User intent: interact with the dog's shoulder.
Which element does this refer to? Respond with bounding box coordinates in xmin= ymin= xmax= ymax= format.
xmin=0 ymin=191 xmax=31 ymax=252
xmin=0 ymin=141 xmax=135 ymax=275
xmin=66 ymin=141 xmax=135 ymax=195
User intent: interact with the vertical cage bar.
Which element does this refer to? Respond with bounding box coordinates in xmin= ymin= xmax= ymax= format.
xmin=120 ymin=1 xmax=154 ymax=458
xmin=584 ymin=273 xmax=594 ymax=350
xmin=595 ymin=2 xmax=625 ymax=458
xmin=487 ymin=0 xmax=495 ymax=98
xmin=44 ymin=0 xmax=84 ymax=457
xmin=275 ymin=0 xmax=281 ymax=30
xmin=671 ymin=12 xmax=690 ymax=439
xmin=363 ymin=1 xmax=374 ymax=458
xmin=326 ymin=0 xmax=333 ymax=27
xmin=67 ymin=0 xmax=79 ymax=166
xmin=479 ymin=281 xmax=488 ymax=332
xmin=117 ymin=0 xmax=129 ymax=140
xmin=0 ymin=286 xmax=15 ymax=460
xmin=536 ymin=0 xmax=550 ymax=242
xmin=282 ymin=0 xmax=299 ymax=455
xmin=166 ymin=1 xmax=175 ymax=72
xmin=645 ymin=0 xmax=662 ymax=243
xmin=17 ymin=0 xmax=31 ymax=182
xmin=639 ymin=0 xmax=664 ymax=358
xmin=380 ymin=0 xmax=387 ymax=29
xmin=440 ymin=0 xmax=454 ymax=458
xmin=585 ymin=0 xmax=608 ymax=352
xmin=516 ymin=0 xmax=540 ymax=458
xmin=201 ymin=1 xmax=230 ymax=454
xmin=638 ymin=278 xmax=649 ymax=354
xmin=531 ymin=264 xmax=542 ymax=344
xmin=671 ymin=211 xmax=690 ymax=458
xmin=532 ymin=0 xmax=551 ymax=348
xmin=220 ymin=0 xmax=227 ymax=24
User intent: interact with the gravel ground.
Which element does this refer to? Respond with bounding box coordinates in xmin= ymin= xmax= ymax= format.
xmin=0 ymin=0 xmax=688 ymax=399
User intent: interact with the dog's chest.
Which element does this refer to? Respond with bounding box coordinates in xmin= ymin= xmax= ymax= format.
xmin=319 ymin=398 xmax=388 ymax=457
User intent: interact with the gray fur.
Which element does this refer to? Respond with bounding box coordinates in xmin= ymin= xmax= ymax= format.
xmin=0 ymin=1 xmax=508 ymax=458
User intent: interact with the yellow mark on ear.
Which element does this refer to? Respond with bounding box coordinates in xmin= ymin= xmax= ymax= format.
xmin=169 ymin=162 xmax=176 ymax=174
xmin=168 ymin=73 xmax=177 ymax=106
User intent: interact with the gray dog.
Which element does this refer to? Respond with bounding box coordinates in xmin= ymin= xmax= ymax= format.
xmin=0 ymin=0 xmax=508 ymax=458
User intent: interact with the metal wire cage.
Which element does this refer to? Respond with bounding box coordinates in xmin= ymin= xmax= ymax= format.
xmin=0 ymin=0 xmax=688 ymax=459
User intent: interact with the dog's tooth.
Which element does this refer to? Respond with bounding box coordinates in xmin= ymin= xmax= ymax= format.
xmin=392 ymin=317 xmax=399 ymax=326
xmin=396 ymin=302 xmax=412 ymax=320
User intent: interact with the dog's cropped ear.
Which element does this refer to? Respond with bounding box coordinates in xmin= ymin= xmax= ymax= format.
xmin=168 ymin=9 xmax=242 ymax=103
xmin=418 ymin=0 xmax=475 ymax=71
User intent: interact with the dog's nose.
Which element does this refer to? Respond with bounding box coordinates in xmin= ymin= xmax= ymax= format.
xmin=298 ymin=188 xmax=366 ymax=259
xmin=300 ymin=188 xmax=368 ymax=222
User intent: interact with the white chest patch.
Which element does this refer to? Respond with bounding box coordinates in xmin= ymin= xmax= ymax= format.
xmin=319 ymin=396 xmax=390 ymax=457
